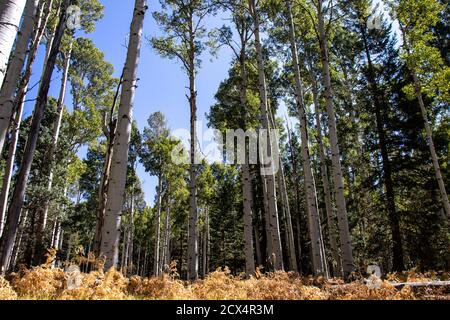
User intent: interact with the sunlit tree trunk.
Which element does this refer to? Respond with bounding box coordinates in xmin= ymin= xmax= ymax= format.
xmin=307 ymin=62 xmax=342 ymax=277
xmin=316 ymin=0 xmax=354 ymax=277
xmin=9 ymin=209 xmax=27 ymax=270
xmin=236 ymin=38 xmax=256 ymax=275
xmin=186 ymin=7 xmax=199 ymax=280
xmin=285 ymin=121 xmax=303 ymax=273
xmin=248 ymin=0 xmax=283 ymax=271
xmin=399 ymin=14 xmax=450 ymax=219
xmin=0 ymin=0 xmax=69 ymax=273
xmin=100 ymin=0 xmax=147 ymax=270
xmin=0 ymin=0 xmax=27 ymax=88
xmin=0 ymin=1 xmax=49 ymax=234
xmin=94 ymin=71 xmax=123 ymax=256
xmin=0 ymin=0 xmax=39 ymax=156
xmin=413 ymin=72 xmax=450 ymax=217
xmin=286 ymin=0 xmax=324 ymax=275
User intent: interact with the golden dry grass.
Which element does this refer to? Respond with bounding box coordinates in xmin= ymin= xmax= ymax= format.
xmin=1 ymin=263 xmax=449 ymax=300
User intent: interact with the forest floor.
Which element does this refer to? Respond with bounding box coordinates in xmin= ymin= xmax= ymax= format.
xmin=1 ymin=261 xmax=449 ymax=300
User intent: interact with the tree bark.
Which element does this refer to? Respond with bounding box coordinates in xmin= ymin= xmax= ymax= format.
xmin=0 ymin=1 xmax=50 ymax=234
xmin=100 ymin=0 xmax=146 ymax=270
xmin=187 ymin=8 xmax=199 ymax=280
xmin=0 ymin=0 xmax=69 ymax=273
xmin=285 ymin=120 xmax=304 ymax=273
xmin=0 ymin=0 xmax=27 ymax=88
xmin=0 ymin=0 xmax=39 ymax=156
xmin=286 ymin=0 xmax=324 ymax=275
xmin=413 ymin=72 xmax=450 ymax=217
xmin=9 ymin=209 xmax=27 ymax=270
xmin=235 ymin=37 xmax=256 ymax=276
xmin=94 ymin=70 xmax=123 ymax=256
xmin=248 ymin=0 xmax=283 ymax=271
xmin=309 ymin=71 xmax=342 ymax=277
xmin=316 ymin=0 xmax=354 ymax=277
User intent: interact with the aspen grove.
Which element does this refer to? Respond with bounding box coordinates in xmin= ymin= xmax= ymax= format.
xmin=0 ymin=0 xmax=449 ymax=300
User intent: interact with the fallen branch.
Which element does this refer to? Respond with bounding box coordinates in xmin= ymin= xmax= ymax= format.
xmin=390 ymin=281 xmax=450 ymax=290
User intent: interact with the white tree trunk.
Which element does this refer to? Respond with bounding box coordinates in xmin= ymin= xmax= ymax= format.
xmin=242 ymin=164 xmax=256 ymax=275
xmin=0 ymin=0 xmax=69 ymax=273
xmin=0 ymin=0 xmax=50 ymax=234
xmin=317 ymin=0 xmax=354 ymax=277
xmin=187 ymin=11 xmax=199 ymax=280
xmin=9 ymin=209 xmax=27 ymax=270
xmin=413 ymin=72 xmax=450 ymax=217
xmin=277 ymin=162 xmax=298 ymax=272
xmin=248 ymin=0 xmax=283 ymax=271
xmin=310 ymin=73 xmax=342 ymax=277
xmin=236 ymin=44 xmax=256 ymax=276
xmin=286 ymin=0 xmax=326 ymax=275
xmin=100 ymin=0 xmax=147 ymax=270
xmin=0 ymin=0 xmax=27 ymax=88
xmin=0 ymin=0 xmax=39 ymax=156
xmin=0 ymin=98 xmax=24 ymax=238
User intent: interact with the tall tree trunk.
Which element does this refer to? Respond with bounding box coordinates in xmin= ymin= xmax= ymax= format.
xmin=316 ymin=0 xmax=354 ymax=277
xmin=360 ymin=24 xmax=404 ymax=271
xmin=286 ymin=0 xmax=324 ymax=275
xmin=248 ymin=0 xmax=283 ymax=271
xmin=153 ymin=175 xmax=162 ymax=276
xmin=9 ymin=209 xmax=27 ymax=270
xmin=307 ymin=63 xmax=342 ymax=277
xmin=268 ymin=106 xmax=297 ymax=272
xmin=236 ymin=41 xmax=256 ymax=276
xmin=0 ymin=0 xmax=50 ymax=233
xmin=94 ymin=71 xmax=123 ymax=256
xmin=253 ymin=209 xmax=262 ymax=267
xmin=136 ymin=245 xmax=141 ymax=276
xmin=242 ymin=164 xmax=256 ymax=275
xmin=0 ymin=0 xmax=69 ymax=273
xmin=100 ymin=0 xmax=146 ymax=270
xmin=278 ymin=162 xmax=298 ymax=272
xmin=187 ymin=9 xmax=199 ymax=281
xmin=0 ymin=0 xmax=39 ymax=156
xmin=412 ymin=71 xmax=450 ymax=217
xmin=398 ymin=22 xmax=450 ymax=219
xmin=285 ymin=120 xmax=304 ymax=273
xmin=34 ymin=39 xmax=73 ymax=265
xmin=0 ymin=0 xmax=27 ymax=88
xmin=0 ymin=95 xmax=23 ymax=239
